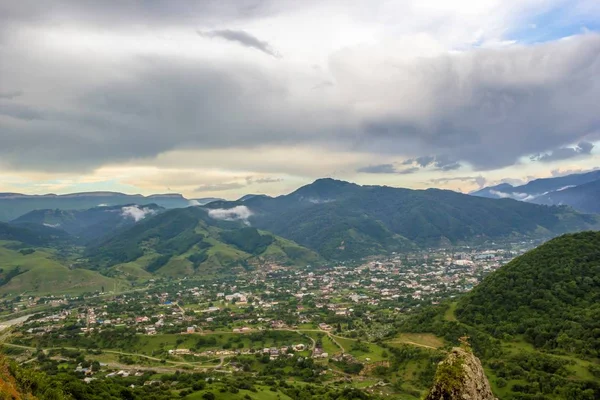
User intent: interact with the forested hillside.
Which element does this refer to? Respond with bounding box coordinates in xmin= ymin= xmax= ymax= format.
xmin=397 ymin=231 xmax=600 ymax=399
xmin=243 ymin=179 xmax=600 ymax=259
xmin=12 ymin=204 xmax=164 ymax=243
xmin=86 ymin=207 xmax=320 ymax=277
xmin=456 ymin=231 xmax=600 ymax=357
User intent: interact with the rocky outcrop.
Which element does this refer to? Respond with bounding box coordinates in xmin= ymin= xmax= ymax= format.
xmin=425 ymin=347 xmax=497 ymax=400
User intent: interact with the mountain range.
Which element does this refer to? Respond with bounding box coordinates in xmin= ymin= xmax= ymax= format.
xmin=0 ymin=178 xmax=599 ymax=294
xmin=472 ymin=170 xmax=600 ymax=213
xmin=240 ymin=178 xmax=599 ymax=258
xmin=0 ymin=192 xmax=192 ymax=222
xmin=3 ymin=169 xmax=599 ymax=223
xmin=11 ymin=204 xmax=165 ymax=243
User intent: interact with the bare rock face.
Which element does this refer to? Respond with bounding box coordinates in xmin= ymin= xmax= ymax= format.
xmin=425 ymin=347 xmax=497 ymax=400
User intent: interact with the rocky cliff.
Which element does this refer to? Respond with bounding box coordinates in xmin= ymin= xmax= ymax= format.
xmin=425 ymin=347 xmax=496 ymax=400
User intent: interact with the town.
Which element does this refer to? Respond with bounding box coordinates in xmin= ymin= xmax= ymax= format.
xmin=0 ymin=241 xmax=537 ymax=400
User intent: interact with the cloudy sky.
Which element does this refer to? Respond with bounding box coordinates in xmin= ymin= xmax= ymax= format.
xmin=1 ymin=0 xmax=599 ymax=198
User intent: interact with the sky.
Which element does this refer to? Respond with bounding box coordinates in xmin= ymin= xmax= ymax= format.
xmin=0 ymin=0 xmax=599 ymax=199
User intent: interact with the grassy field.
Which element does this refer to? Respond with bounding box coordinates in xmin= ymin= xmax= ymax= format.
xmin=385 ymin=333 xmax=445 ymax=349
xmin=334 ymin=336 xmax=389 ymax=362
xmin=112 ymin=255 xmax=154 ymax=280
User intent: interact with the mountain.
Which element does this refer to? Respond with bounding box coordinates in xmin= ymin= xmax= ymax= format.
xmin=456 ymin=231 xmax=600 ymax=357
xmin=469 ymin=183 xmax=515 ymax=199
xmin=12 ymin=204 xmax=164 ymax=243
xmin=0 ymin=222 xmax=70 ymax=246
xmin=189 ymin=197 xmax=224 ymax=205
xmin=471 ymin=170 xmax=600 ymax=213
xmin=232 ymin=179 xmax=600 ymax=259
xmin=531 ymin=178 xmax=600 ymax=213
xmin=0 ymin=233 xmax=123 ymax=296
xmin=85 ymin=206 xmax=321 ymax=278
xmin=0 ymin=220 xmax=124 ymax=295
xmin=0 ymin=192 xmax=190 ymax=222
xmin=237 ymin=194 xmax=272 ymax=202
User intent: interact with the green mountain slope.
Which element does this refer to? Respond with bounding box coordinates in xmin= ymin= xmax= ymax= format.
xmin=456 ymin=231 xmax=600 ymax=357
xmin=0 ymin=241 xmax=123 ymax=296
xmin=241 ymin=179 xmax=600 ymax=259
xmin=86 ymin=207 xmax=321 ymax=278
xmin=397 ymin=232 xmax=600 ymax=399
xmin=12 ymin=204 xmax=164 ymax=243
xmin=0 ymin=222 xmax=70 ymax=246
xmin=533 ymin=178 xmax=600 ymax=214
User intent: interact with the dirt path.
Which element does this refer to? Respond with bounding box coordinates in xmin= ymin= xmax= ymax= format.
xmin=386 ymin=340 xmax=438 ymax=350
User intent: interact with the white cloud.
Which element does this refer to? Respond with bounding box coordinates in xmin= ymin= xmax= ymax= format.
xmin=208 ymin=206 xmax=253 ymax=223
xmin=120 ymin=205 xmax=157 ymax=222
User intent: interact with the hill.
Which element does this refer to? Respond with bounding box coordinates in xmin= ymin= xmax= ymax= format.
xmin=0 ymin=222 xmax=70 ymax=246
xmin=472 ymin=170 xmax=600 ymax=213
xmin=0 ymin=191 xmax=190 ymax=222
xmin=397 ymin=232 xmax=600 ymax=399
xmin=239 ymin=179 xmax=599 ymax=259
xmin=0 ymin=240 xmax=124 ymax=296
xmin=531 ymin=179 xmax=600 ymax=213
xmin=86 ymin=207 xmax=321 ymax=278
xmin=12 ymin=204 xmax=164 ymax=243
xmin=456 ymin=231 xmax=600 ymax=357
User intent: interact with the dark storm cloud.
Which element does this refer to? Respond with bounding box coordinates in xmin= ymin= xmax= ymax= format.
xmin=0 ymin=0 xmax=279 ymax=28
xmin=0 ymin=103 xmax=44 ymax=120
xmin=415 ymin=156 xmax=435 ymax=167
xmin=349 ymin=34 xmax=600 ymax=170
xmin=0 ymin=55 xmax=332 ymax=172
xmin=198 ymin=29 xmax=280 ymax=57
xmin=530 ymin=141 xmax=595 ymax=162
xmin=0 ymin=0 xmax=599 ymax=175
xmin=398 ymin=155 xmax=462 ymax=172
xmin=0 ymin=91 xmax=23 ymax=99
xmin=433 ymin=155 xmax=461 ymax=171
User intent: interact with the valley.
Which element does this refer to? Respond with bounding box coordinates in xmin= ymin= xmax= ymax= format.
xmin=3 ymin=4 xmax=599 ymax=398
xmin=0 ymin=181 xmax=598 ymax=399
xmin=2 ymin=233 xmax=599 ymax=399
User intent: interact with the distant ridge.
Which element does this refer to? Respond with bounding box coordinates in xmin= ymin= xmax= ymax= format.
xmin=472 ymin=170 xmax=600 ymax=213
xmin=0 ymin=192 xmax=191 ymax=221
xmin=237 ymin=178 xmax=600 ymax=259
